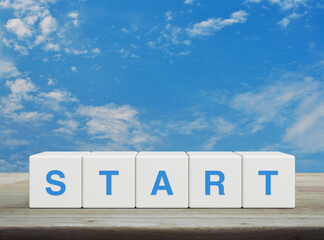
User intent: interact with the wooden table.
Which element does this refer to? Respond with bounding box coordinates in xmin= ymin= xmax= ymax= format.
xmin=0 ymin=173 xmax=323 ymax=239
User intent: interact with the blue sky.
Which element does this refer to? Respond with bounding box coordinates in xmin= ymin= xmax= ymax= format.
xmin=0 ymin=0 xmax=324 ymax=172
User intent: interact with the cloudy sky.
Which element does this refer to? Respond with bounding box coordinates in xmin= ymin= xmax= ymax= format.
xmin=0 ymin=0 xmax=324 ymax=172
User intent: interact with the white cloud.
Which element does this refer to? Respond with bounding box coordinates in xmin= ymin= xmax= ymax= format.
xmin=183 ymin=40 xmax=191 ymax=46
xmin=68 ymin=11 xmax=78 ymax=19
xmin=147 ymin=41 xmax=156 ymax=49
xmin=146 ymin=14 xmax=201 ymax=56
xmin=164 ymin=116 xmax=236 ymax=150
xmin=14 ymin=44 xmax=28 ymax=55
xmin=184 ymin=0 xmax=194 ymax=4
xmin=121 ymin=27 xmax=129 ymax=33
xmin=269 ymin=0 xmax=306 ymax=10
xmin=37 ymin=89 xmax=78 ymax=112
xmin=0 ymin=0 xmax=49 ymax=17
xmin=54 ymin=119 xmax=79 ymax=134
xmin=0 ymin=159 xmax=28 ymax=172
xmin=1 ymin=79 xmax=54 ymax=122
xmin=92 ymin=48 xmax=101 ymax=54
xmin=146 ymin=23 xmax=191 ymax=56
xmin=1 ymin=1 xmax=97 ymax=57
xmin=228 ymin=61 xmax=324 ymax=153
xmin=64 ymin=47 xmax=101 ymax=57
xmin=281 ymin=77 xmax=324 ymax=153
xmin=1 ymin=1 xmax=58 ymax=53
xmin=0 ymin=74 xmax=159 ymax=157
xmin=2 ymin=37 xmax=28 ymax=55
xmin=130 ymin=53 xmax=141 ymax=59
xmin=202 ymin=136 xmax=221 ymax=150
xmin=277 ymin=12 xmax=302 ymax=28
xmin=212 ymin=117 xmax=236 ymax=135
xmin=0 ymin=60 xmax=20 ymax=79
xmin=34 ymin=35 xmax=46 ymax=45
xmin=0 ymin=139 xmax=29 ymax=148
xmin=1 ymin=94 xmax=23 ymax=114
xmin=1 ymin=79 xmax=36 ymax=118
xmin=187 ymin=10 xmax=248 ymax=37
xmin=68 ymin=11 xmax=78 ymax=26
xmin=10 ymin=111 xmax=53 ymax=122
xmin=0 ymin=78 xmax=73 ymax=122
xmin=163 ymin=24 xmax=182 ymax=44
xmin=118 ymin=48 xmax=128 ymax=57
xmin=77 ymin=104 xmax=156 ymax=148
xmin=39 ymin=90 xmax=78 ymax=102
xmin=230 ymin=77 xmax=317 ymax=132
xmin=284 ymin=102 xmax=324 ymax=147
xmin=40 ymin=15 xmax=57 ymax=35
xmin=167 ymin=117 xmax=209 ymax=135
xmin=78 ymin=104 xmax=139 ymax=138
xmin=165 ymin=11 xmax=173 ymax=21
xmin=47 ymin=78 xmax=55 ymax=86
xmin=202 ymin=118 xmax=236 ymax=150
xmin=5 ymin=78 xmax=36 ymax=94
xmin=71 ymin=66 xmax=77 ymax=72
xmin=246 ymin=0 xmax=307 ymax=10
xmin=191 ymin=64 xmax=324 ymax=153
xmin=178 ymin=50 xmax=191 ymax=56
xmin=278 ymin=17 xmax=289 ymax=28
xmin=72 ymin=49 xmax=88 ymax=55
xmin=43 ymin=43 xmax=60 ymax=51
xmin=5 ymin=18 xmax=32 ymax=38
xmin=24 ymin=15 xmax=38 ymax=25
xmin=1 ymin=75 xmax=156 ymax=150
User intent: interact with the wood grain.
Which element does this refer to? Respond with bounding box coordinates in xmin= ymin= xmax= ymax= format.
xmin=0 ymin=173 xmax=323 ymax=239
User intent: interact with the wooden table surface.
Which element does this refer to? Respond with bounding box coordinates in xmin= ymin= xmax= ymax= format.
xmin=0 ymin=173 xmax=323 ymax=239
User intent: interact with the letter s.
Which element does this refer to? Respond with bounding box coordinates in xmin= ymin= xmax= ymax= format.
xmin=46 ymin=170 xmax=66 ymax=196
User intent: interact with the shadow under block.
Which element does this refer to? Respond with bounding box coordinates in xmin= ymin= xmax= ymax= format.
xmin=135 ymin=151 xmax=188 ymax=208
xmin=236 ymin=151 xmax=295 ymax=208
xmin=29 ymin=151 xmax=89 ymax=208
xmin=82 ymin=151 xmax=137 ymax=208
xmin=187 ymin=151 xmax=241 ymax=208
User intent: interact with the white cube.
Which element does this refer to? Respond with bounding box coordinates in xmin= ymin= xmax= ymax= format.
xmin=29 ymin=151 xmax=88 ymax=208
xmin=136 ymin=152 xmax=188 ymax=208
xmin=188 ymin=152 xmax=241 ymax=208
xmin=82 ymin=151 xmax=137 ymax=208
xmin=236 ymin=151 xmax=295 ymax=208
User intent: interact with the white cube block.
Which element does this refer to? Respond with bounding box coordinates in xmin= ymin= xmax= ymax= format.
xmin=236 ymin=151 xmax=295 ymax=208
xmin=188 ymin=152 xmax=241 ymax=208
xmin=29 ymin=151 xmax=88 ymax=208
xmin=136 ymin=152 xmax=188 ymax=208
xmin=82 ymin=151 xmax=137 ymax=208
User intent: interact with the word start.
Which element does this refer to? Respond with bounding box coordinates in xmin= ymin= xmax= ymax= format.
xmin=29 ymin=151 xmax=295 ymax=209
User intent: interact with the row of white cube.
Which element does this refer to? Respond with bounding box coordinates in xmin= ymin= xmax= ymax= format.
xmin=29 ymin=151 xmax=295 ymax=208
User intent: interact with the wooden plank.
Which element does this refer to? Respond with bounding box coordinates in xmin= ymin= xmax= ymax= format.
xmin=0 ymin=173 xmax=323 ymax=239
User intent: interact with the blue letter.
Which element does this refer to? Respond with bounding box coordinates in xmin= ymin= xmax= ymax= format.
xmin=258 ymin=170 xmax=278 ymax=195
xmin=46 ymin=170 xmax=66 ymax=196
xmin=205 ymin=171 xmax=225 ymax=195
xmin=99 ymin=170 xmax=119 ymax=195
xmin=151 ymin=171 xmax=173 ymax=195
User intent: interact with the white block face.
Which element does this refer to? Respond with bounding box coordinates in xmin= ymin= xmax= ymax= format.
xmin=136 ymin=152 xmax=188 ymax=208
xmin=82 ymin=151 xmax=137 ymax=208
xmin=188 ymin=152 xmax=241 ymax=208
xmin=29 ymin=152 xmax=88 ymax=208
xmin=236 ymin=152 xmax=295 ymax=208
